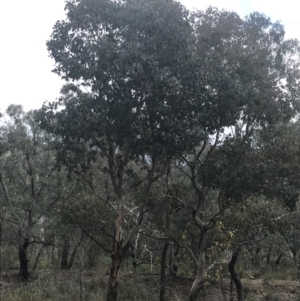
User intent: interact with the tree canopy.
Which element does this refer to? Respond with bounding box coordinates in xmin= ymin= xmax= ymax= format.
xmin=0 ymin=1 xmax=298 ymax=301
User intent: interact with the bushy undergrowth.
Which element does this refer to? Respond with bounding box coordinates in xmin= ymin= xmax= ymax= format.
xmin=0 ymin=268 xmax=186 ymax=301
xmin=2 ymin=255 xmax=300 ymax=301
xmin=244 ymin=258 xmax=298 ymax=282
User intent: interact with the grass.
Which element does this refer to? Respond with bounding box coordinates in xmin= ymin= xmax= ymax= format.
xmin=0 ymin=268 xmax=186 ymax=301
xmin=1 ymin=256 xmax=300 ymax=301
xmin=245 ymin=262 xmax=298 ymax=282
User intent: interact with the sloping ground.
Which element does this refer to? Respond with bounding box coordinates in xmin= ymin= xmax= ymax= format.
xmin=1 ymin=269 xmax=300 ymax=301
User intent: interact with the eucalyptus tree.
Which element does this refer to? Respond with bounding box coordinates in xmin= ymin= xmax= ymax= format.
xmin=219 ymin=198 xmax=278 ymax=301
xmin=257 ymin=122 xmax=300 ymax=278
xmin=212 ymin=120 xmax=300 ymax=301
xmin=0 ymin=105 xmax=61 ymax=278
xmin=172 ymin=8 xmax=300 ymax=301
xmin=36 ymin=1 xmax=300 ymax=300
xmin=36 ymin=1 xmax=198 ymax=299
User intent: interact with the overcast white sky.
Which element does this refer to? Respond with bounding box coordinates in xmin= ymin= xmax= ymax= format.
xmin=0 ymin=0 xmax=299 ymax=112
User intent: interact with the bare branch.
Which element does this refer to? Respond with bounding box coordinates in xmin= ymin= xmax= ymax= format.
xmin=204 ymin=261 xmax=227 ymax=277
xmin=76 ymin=218 xmax=111 ymax=253
xmin=161 ymin=192 xmax=186 ymax=206
xmin=122 ymin=161 xmax=165 ymax=252
xmin=206 ymin=212 xmax=222 ymax=231
xmin=194 ymin=140 xmax=208 ymax=164
xmin=194 ymin=215 xmax=205 ymax=229
xmin=140 ymin=231 xmax=169 ymax=241
xmin=178 ymin=243 xmax=198 ymax=266
xmin=272 ymin=210 xmax=300 ymax=221
xmin=174 ymin=161 xmax=192 ymax=181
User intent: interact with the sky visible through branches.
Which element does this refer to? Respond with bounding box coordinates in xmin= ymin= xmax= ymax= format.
xmin=0 ymin=0 xmax=299 ymax=111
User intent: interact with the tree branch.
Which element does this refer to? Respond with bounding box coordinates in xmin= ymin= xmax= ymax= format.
xmin=178 ymin=243 xmax=198 ymax=266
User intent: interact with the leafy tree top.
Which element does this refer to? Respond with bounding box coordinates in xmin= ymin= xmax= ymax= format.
xmin=37 ymin=1 xmax=300 ymax=172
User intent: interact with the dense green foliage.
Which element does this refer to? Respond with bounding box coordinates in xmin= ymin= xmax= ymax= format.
xmin=2 ymin=1 xmax=300 ymax=301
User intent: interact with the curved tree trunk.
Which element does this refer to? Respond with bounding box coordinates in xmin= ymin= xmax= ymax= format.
xmin=189 ymin=230 xmax=206 ymax=301
xmin=229 ymin=246 xmax=244 ymax=301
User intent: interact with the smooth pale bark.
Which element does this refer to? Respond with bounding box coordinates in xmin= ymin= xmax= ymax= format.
xmin=189 ymin=230 xmax=206 ymax=301
xmin=106 ymin=141 xmax=159 ymax=301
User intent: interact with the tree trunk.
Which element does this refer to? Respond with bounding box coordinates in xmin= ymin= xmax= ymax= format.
xmin=51 ymin=236 xmax=56 ymax=265
xmin=274 ymin=253 xmax=283 ymax=266
xmin=61 ymin=237 xmax=70 ymax=269
xmin=67 ymin=245 xmax=78 ymax=269
xmin=61 ymin=234 xmax=83 ymax=269
xmin=189 ymin=230 xmax=206 ymax=301
xmin=18 ymin=211 xmax=32 ymax=279
xmin=32 ymin=245 xmax=46 ymax=271
xmin=292 ymin=251 xmax=300 ymax=280
xmin=168 ymin=241 xmax=175 ymax=276
xmin=229 ymin=246 xmax=244 ymax=301
xmin=19 ymin=237 xmax=30 ymax=279
xmin=0 ymin=220 xmax=2 ymax=274
xmin=107 ymin=250 xmax=122 ymax=301
xmin=266 ymin=243 xmax=272 ymax=266
xmin=107 ymin=196 xmax=124 ymax=301
xmin=251 ymin=247 xmax=261 ymax=267
xmin=160 ymin=240 xmax=169 ymax=301
xmin=229 ymin=277 xmax=234 ymax=301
